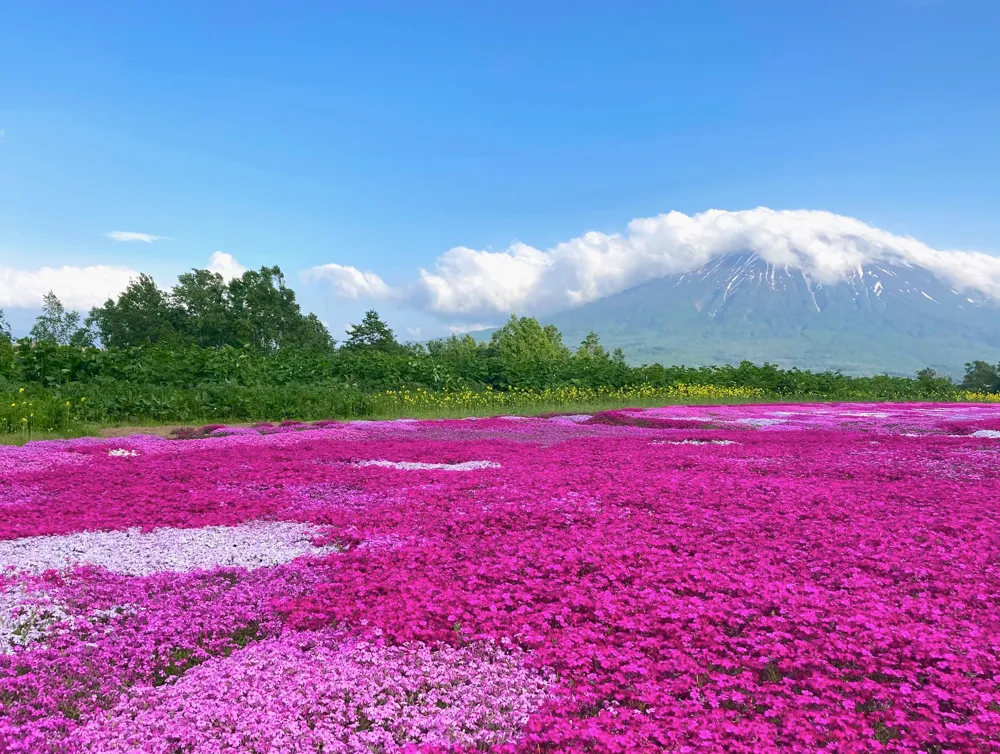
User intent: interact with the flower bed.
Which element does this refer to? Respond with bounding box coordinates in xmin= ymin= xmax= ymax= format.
xmin=1 ymin=403 xmax=999 ymax=752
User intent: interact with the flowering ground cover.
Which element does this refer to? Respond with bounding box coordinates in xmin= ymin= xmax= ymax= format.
xmin=1 ymin=403 xmax=999 ymax=753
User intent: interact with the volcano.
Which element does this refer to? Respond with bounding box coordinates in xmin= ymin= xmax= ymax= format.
xmin=542 ymin=252 xmax=1000 ymax=376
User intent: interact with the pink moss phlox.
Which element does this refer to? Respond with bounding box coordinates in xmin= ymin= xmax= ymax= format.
xmin=1 ymin=403 xmax=999 ymax=751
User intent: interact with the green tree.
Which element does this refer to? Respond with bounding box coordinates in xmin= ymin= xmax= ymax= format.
xmin=87 ymin=266 xmax=331 ymax=351
xmin=0 ymin=310 xmax=11 ymax=376
xmin=294 ymin=313 xmax=336 ymax=351
xmin=485 ymin=315 xmax=571 ymax=388
xmin=87 ymin=274 xmax=183 ymax=348
xmin=68 ymin=323 xmax=97 ymax=349
xmin=30 ymin=292 xmax=83 ymax=345
xmin=960 ymin=360 xmax=1000 ymax=393
xmin=425 ymin=333 xmax=487 ymax=385
xmin=228 ymin=266 xmax=332 ymax=352
xmin=173 ymin=269 xmax=234 ymax=348
xmin=488 ymin=315 xmax=570 ymax=361
xmin=343 ymin=310 xmax=401 ymax=352
xmin=914 ymin=367 xmax=952 ymax=398
xmin=574 ymin=331 xmax=608 ymax=360
xmin=427 ymin=333 xmax=484 ymax=359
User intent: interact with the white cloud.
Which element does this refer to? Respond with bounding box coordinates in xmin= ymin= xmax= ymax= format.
xmin=207 ymin=251 xmax=246 ymax=282
xmin=0 ymin=265 xmax=140 ymax=309
xmin=105 ymin=231 xmax=168 ymax=243
xmin=0 ymin=253 xmax=250 ymax=310
xmin=448 ymin=322 xmax=495 ymax=334
xmin=309 ymin=208 xmax=1000 ymax=318
xmin=306 ymin=263 xmax=392 ymax=300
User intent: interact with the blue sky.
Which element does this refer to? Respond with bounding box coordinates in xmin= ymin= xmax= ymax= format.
xmin=1 ymin=0 xmax=998 ymax=338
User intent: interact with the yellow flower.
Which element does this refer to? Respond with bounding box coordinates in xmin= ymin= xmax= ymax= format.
xmin=19 ymin=388 xmax=24 ymax=393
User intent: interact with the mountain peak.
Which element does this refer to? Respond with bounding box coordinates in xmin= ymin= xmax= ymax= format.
xmin=672 ymin=252 xmax=990 ymax=318
xmin=544 ymin=251 xmax=1000 ymax=376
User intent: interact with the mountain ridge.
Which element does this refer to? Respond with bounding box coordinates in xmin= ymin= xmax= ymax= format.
xmin=536 ymin=252 xmax=1000 ymax=376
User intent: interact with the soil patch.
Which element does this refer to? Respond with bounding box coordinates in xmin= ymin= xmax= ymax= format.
xmin=97 ymin=423 xmax=256 ymax=439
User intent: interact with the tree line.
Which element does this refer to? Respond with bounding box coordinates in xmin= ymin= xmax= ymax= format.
xmin=2 ymin=262 xmax=1000 ymax=397
xmin=1 ymin=266 xmax=331 ymax=352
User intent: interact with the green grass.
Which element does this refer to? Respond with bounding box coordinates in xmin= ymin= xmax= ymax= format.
xmin=0 ymin=394 xmax=835 ymax=444
xmin=0 ymin=425 xmax=99 ymax=446
xmin=1 ymin=386 xmax=993 ymax=445
xmin=350 ymin=394 xmax=779 ymax=419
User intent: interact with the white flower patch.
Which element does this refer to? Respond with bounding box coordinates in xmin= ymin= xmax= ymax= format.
xmin=971 ymin=430 xmax=1000 ymax=438
xmin=0 ymin=521 xmax=339 ymax=577
xmin=107 ymin=448 xmax=139 ymax=457
xmin=356 ymin=460 xmax=501 ymax=471
xmin=735 ymin=418 xmax=786 ymax=428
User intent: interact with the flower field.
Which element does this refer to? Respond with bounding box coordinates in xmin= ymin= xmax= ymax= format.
xmin=1 ymin=404 xmax=999 ymax=753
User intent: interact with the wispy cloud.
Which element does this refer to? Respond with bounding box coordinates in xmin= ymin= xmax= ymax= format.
xmin=105 ymin=231 xmax=170 ymax=243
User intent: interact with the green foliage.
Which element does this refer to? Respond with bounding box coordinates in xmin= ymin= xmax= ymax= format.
xmin=87 ymin=266 xmax=332 ymax=352
xmin=342 ymin=310 xmax=401 ymax=352
xmin=485 ymin=315 xmax=574 ymax=388
xmin=0 ymin=312 xmax=12 ymax=381
xmin=226 ymin=266 xmax=332 ymax=351
xmin=88 ymin=274 xmax=183 ymax=348
xmin=0 ymin=297 xmax=994 ymax=437
xmin=172 ymin=269 xmax=233 ymax=348
xmin=960 ymin=360 xmax=1000 ymax=393
xmin=576 ymin=332 xmax=608 ymax=360
xmin=489 ymin=315 xmax=570 ymax=361
xmin=29 ymin=292 xmax=90 ymax=346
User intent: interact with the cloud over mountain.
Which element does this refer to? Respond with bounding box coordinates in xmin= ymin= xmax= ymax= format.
xmin=309 ymin=208 xmax=1000 ymax=320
